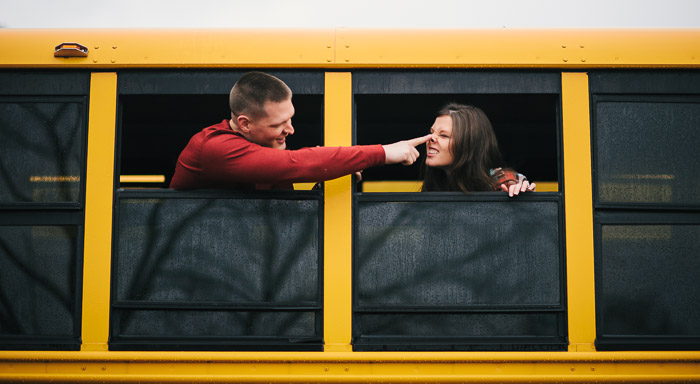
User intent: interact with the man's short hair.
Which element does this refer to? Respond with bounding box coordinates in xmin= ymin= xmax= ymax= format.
xmin=229 ymin=72 xmax=292 ymax=119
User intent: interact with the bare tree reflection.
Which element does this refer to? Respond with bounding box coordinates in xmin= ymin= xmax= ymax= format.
xmin=115 ymin=194 xmax=321 ymax=344
xmin=0 ymin=102 xmax=83 ymax=203
xmin=0 ymin=226 xmax=75 ymax=335
xmin=355 ymin=200 xmax=560 ymax=338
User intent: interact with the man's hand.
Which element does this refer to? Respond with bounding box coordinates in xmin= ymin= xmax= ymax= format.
xmin=382 ymin=134 xmax=432 ymax=165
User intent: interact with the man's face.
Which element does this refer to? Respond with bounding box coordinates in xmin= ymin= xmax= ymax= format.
xmin=246 ymin=98 xmax=295 ymax=150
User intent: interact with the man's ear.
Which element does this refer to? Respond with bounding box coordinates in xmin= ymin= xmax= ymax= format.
xmin=237 ymin=114 xmax=252 ymax=133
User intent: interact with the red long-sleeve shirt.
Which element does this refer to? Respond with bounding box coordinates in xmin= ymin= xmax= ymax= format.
xmin=170 ymin=120 xmax=386 ymax=190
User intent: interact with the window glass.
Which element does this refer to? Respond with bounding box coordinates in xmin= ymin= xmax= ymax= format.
xmin=111 ymin=192 xmax=322 ymax=350
xmin=598 ymin=224 xmax=700 ymax=337
xmin=0 ymin=225 xmax=78 ymax=337
xmin=353 ymin=194 xmax=565 ymax=351
xmin=591 ymin=71 xmax=700 ymax=350
xmin=0 ymin=100 xmax=84 ymax=204
xmin=596 ymin=100 xmax=700 ymax=206
xmin=356 ymin=200 xmax=560 ymax=306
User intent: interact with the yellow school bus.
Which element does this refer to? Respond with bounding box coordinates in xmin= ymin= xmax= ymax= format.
xmin=1 ymin=28 xmax=699 ymax=382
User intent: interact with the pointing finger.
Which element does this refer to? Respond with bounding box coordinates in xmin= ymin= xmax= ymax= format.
xmin=406 ymin=134 xmax=432 ymax=147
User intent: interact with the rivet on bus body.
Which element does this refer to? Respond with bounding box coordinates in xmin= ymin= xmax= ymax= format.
xmin=580 ymin=45 xmax=585 ymax=48
xmin=94 ymin=46 xmax=99 ymax=49
xmin=112 ymin=46 xmax=117 ymax=49
xmin=563 ymin=58 xmax=568 ymax=62
xmin=345 ymin=44 xmax=350 ymax=48
xmin=345 ymin=58 xmax=350 ymax=62
xmin=327 ymin=45 xmax=331 ymax=48
xmin=581 ymin=58 xmax=586 ymax=62
xmin=111 ymin=59 xmax=116 ymax=63
xmin=327 ymin=58 xmax=332 ymax=62
xmin=561 ymin=45 xmax=566 ymax=48
xmin=93 ymin=59 xmax=98 ymax=63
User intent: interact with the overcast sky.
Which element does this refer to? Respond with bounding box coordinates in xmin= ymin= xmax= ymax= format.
xmin=1 ymin=0 xmax=699 ymax=29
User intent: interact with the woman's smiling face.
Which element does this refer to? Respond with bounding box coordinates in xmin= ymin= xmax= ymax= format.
xmin=425 ymin=115 xmax=454 ymax=168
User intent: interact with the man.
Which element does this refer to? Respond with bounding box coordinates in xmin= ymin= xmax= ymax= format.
xmin=171 ymin=71 xmax=430 ymax=190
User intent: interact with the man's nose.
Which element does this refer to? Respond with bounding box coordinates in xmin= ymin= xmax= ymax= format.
xmin=284 ymin=121 xmax=294 ymax=135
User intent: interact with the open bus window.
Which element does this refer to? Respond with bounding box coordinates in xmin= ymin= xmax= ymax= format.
xmin=356 ymin=93 xmax=558 ymax=192
xmin=117 ymin=71 xmax=324 ymax=189
xmin=354 ymin=72 xmax=559 ymax=193
xmin=118 ymin=94 xmax=323 ymax=189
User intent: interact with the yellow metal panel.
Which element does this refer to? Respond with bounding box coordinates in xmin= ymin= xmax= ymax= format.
xmin=336 ymin=28 xmax=700 ymax=68
xmin=561 ymin=72 xmax=596 ymax=348
xmin=292 ymin=182 xmax=316 ymax=190
xmin=362 ymin=181 xmax=423 ymax=192
xmin=0 ymin=29 xmax=335 ymax=68
xmin=2 ymin=350 xmax=700 ymax=382
xmin=323 ymin=72 xmax=353 ymax=351
xmin=1 ymin=29 xmax=698 ymax=68
xmin=119 ymin=175 xmax=165 ymax=183
xmin=81 ymin=72 xmax=118 ymax=351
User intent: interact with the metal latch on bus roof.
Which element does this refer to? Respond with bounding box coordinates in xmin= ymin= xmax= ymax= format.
xmin=54 ymin=42 xmax=88 ymax=57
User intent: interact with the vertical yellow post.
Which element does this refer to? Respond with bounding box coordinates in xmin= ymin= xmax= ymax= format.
xmin=81 ymin=72 xmax=117 ymax=351
xmin=561 ymin=72 xmax=597 ymax=351
xmin=323 ymin=72 xmax=353 ymax=351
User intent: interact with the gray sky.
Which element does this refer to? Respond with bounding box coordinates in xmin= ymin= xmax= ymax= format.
xmin=1 ymin=0 xmax=699 ymax=29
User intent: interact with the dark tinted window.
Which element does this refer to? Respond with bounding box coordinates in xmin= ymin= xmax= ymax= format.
xmin=599 ymin=224 xmax=700 ymax=336
xmin=0 ymin=100 xmax=84 ymax=205
xmin=595 ymin=100 xmax=700 ymax=206
xmin=591 ymin=71 xmax=700 ymax=350
xmin=353 ymin=193 xmax=566 ymax=351
xmin=0 ymin=71 xmax=87 ymax=351
xmin=110 ymin=190 xmax=323 ymax=351
xmin=0 ymin=225 xmax=79 ymax=337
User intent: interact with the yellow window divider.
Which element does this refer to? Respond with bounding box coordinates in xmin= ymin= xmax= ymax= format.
xmin=81 ymin=72 xmax=117 ymax=351
xmin=561 ymin=72 xmax=597 ymax=351
xmin=323 ymin=72 xmax=353 ymax=351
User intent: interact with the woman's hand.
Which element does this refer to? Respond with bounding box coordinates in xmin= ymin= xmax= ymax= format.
xmin=500 ymin=176 xmax=536 ymax=197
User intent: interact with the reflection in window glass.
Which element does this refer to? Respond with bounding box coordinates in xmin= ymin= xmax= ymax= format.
xmin=0 ymin=226 xmax=78 ymax=337
xmin=596 ymin=101 xmax=700 ymax=206
xmin=111 ymin=196 xmax=323 ymax=349
xmin=0 ymin=101 xmax=84 ymax=204
xmin=599 ymin=224 xmax=700 ymax=336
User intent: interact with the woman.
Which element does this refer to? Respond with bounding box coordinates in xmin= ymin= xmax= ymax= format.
xmin=422 ymin=103 xmax=535 ymax=196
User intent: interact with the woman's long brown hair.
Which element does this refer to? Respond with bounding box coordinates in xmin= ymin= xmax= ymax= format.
xmin=421 ymin=104 xmax=505 ymax=192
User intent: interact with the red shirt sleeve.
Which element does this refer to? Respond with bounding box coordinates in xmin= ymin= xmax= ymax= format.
xmin=171 ymin=123 xmax=386 ymax=189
